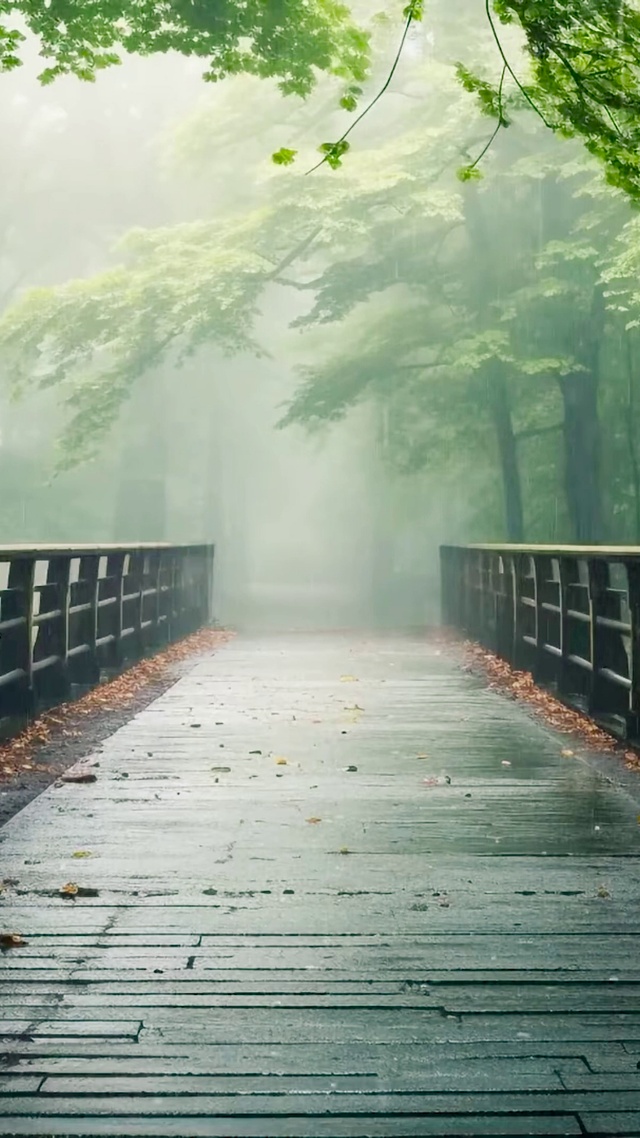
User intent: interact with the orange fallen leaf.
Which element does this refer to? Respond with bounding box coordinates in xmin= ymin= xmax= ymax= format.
xmin=275 ymin=757 xmax=288 ymax=766
xmin=306 ymin=817 xmax=322 ymax=824
xmin=0 ymin=933 xmax=27 ymax=949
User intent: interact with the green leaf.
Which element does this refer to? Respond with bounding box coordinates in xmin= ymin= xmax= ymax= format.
xmin=318 ymin=139 xmax=351 ymax=169
xmin=457 ymin=165 xmax=483 ymax=183
xmin=272 ymin=147 xmax=298 ymax=167
xmin=403 ymin=0 xmax=425 ymax=21
xmin=339 ymin=85 xmax=362 ymax=112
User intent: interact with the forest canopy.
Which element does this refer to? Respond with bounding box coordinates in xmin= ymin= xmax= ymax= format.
xmin=3 ymin=0 xmax=640 ymax=553
xmin=0 ymin=0 xmax=370 ymax=92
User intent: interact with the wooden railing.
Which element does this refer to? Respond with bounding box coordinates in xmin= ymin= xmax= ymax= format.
xmin=0 ymin=543 xmax=214 ymax=721
xmin=441 ymin=544 xmax=640 ymax=743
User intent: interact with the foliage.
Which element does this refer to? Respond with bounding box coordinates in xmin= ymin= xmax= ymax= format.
xmin=0 ymin=216 xmax=269 ymax=465
xmin=0 ymin=0 xmax=369 ymax=96
xmin=466 ymin=0 xmax=640 ymax=201
xmin=3 ymin=19 xmax=640 ymax=546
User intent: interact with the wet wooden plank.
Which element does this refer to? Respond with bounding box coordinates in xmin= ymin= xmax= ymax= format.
xmin=1 ymin=1089 xmax=640 ymax=1114
xmin=0 ymin=1115 xmax=584 ymax=1136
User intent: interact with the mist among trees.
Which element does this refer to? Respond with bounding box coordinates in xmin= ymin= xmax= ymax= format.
xmin=1 ymin=0 xmax=640 ymax=626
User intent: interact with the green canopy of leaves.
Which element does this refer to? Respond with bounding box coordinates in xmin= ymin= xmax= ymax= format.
xmin=0 ymin=0 xmax=369 ymax=93
xmin=467 ymin=0 xmax=640 ymax=201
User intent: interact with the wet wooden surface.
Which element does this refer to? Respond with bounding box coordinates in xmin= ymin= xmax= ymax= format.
xmin=1 ymin=633 xmax=640 ymax=1136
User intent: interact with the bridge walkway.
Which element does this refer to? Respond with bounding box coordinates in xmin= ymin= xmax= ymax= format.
xmin=1 ymin=633 xmax=640 ymax=1136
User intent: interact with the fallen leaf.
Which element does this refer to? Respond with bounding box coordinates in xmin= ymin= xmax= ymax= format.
xmin=340 ymin=676 xmax=358 ymax=683
xmin=339 ymin=847 xmax=351 ymax=855
xmin=416 ymin=753 xmax=430 ymax=760
xmin=597 ymin=885 xmax=611 ymax=899
xmin=60 ymin=883 xmax=79 ymax=897
xmin=71 ymin=851 xmax=93 ymax=859
xmin=61 ymin=767 xmax=97 ymax=784
xmin=306 ymin=817 xmax=322 ymax=824
xmin=561 ymin=749 xmax=575 ymax=758
xmin=0 ymin=933 xmax=27 ymax=949
xmin=501 ymin=760 xmax=511 ymax=767
xmin=275 ymin=757 xmax=288 ymax=766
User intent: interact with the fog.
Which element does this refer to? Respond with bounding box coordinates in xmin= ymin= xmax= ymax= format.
xmin=1 ymin=1 xmax=635 ymax=631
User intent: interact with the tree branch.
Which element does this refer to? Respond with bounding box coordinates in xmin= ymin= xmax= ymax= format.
xmin=515 ymin=422 xmax=563 ymax=441
xmin=306 ymin=7 xmax=418 ymax=175
xmin=262 ymin=226 xmax=323 ymax=279
xmin=272 ymin=276 xmax=317 ymax=290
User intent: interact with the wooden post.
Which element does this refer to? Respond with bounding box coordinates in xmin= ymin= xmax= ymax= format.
xmin=38 ymin=555 xmax=72 ymax=701
xmin=625 ymin=559 xmax=640 ymax=738
xmin=103 ymin=553 xmax=125 ymax=668
xmin=557 ymin=557 xmax=571 ymax=698
xmin=129 ymin=552 xmax=145 ymax=660
xmin=6 ymin=557 xmax=35 ymax=714
xmin=587 ymin=558 xmax=609 ymax=716
xmin=511 ymin=553 xmax=528 ymax=670
xmin=79 ymin=554 xmax=100 ymax=685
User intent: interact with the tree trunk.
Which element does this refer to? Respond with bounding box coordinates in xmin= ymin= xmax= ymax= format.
xmin=556 ymin=286 xmax=606 ymax=544
xmin=113 ymin=370 xmax=168 ymax=542
xmin=625 ymin=334 xmax=640 ymax=541
xmin=558 ymin=369 xmax=605 ymax=543
xmin=463 ymin=186 xmax=525 ymax=542
xmin=489 ymin=369 xmax=525 ymax=542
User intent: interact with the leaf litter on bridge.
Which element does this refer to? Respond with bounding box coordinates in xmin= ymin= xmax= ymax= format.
xmin=0 ymin=627 xmax=231 ymax=826
xmin=439 ymin=629 xmax=640 ymax=774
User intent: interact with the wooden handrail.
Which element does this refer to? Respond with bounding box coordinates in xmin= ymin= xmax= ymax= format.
xmin=0 ymin=543 xmax=214 ymax=721
xmin=441 ymin=543 xmax=639 ymax=744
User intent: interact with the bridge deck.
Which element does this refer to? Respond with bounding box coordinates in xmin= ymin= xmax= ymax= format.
xmin=1 ymin=634 xmax=640 ymax=1136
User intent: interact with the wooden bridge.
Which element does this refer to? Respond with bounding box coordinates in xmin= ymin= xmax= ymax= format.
xmin=1 ymin=544 xmax=640 ymax=1137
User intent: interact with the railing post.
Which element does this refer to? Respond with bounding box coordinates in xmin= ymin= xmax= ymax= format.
xmin=587 ymin=558 xmax=608 ymax=716
xmin=625 ymin=559 xmax=640 ymax=739
xmin=557 ymin=556 xmax=570 ymax=698
xmin=79 ymin=553 xmax=100 ymax=685
xmin=439 ymin=546 xmax=449 ymax=625
xmin=130 ymin=552 xmax=145 ymax=660
xmin=6 ymin=557 xmax=35 ymax=715
xmin=103 ymin=553 xmax=126 ymax=669
xmin=152 ymin=550 xmax=166 ymax=645
xmin=35 ymin=555 xmax=72 ymax=702
xmin=511 ymin=553 xmax=527 ymax=670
